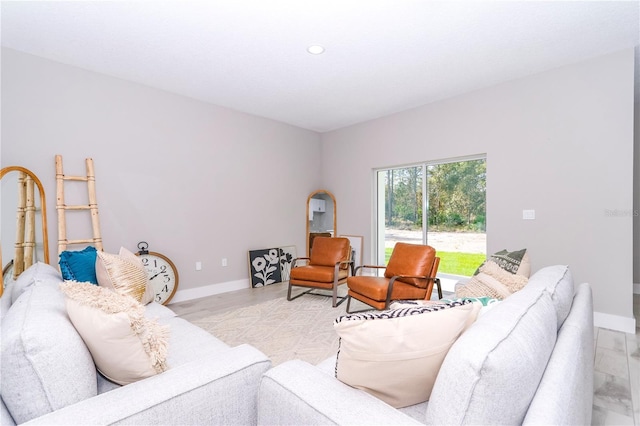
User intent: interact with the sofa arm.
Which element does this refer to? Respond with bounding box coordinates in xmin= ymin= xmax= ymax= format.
xmin=24 ymin=344 xmax=270 ymax=426
xmin=258 ymin=360 xmax=421 ymax=425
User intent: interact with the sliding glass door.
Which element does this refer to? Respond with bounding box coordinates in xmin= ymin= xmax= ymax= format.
xmin=376 ymin=157 xmax=486 ymax=277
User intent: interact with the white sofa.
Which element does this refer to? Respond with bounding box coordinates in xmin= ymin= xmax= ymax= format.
xmin=0 ymin=262 xmax=271 ymax=425
xmin=257 ymin=264 xmax=594 ymax=425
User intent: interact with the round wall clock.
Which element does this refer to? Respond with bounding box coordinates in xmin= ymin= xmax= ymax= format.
xmin=136 ymin=241 xmax=179 ymax=305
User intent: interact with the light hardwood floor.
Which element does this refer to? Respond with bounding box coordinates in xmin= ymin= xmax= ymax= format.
xmin=171 ymin=286 xmax=640 ymax=425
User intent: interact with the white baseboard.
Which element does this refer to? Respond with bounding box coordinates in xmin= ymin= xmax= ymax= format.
xmin=634 ymin=283 xmax=640 ymax=294
xmin=168 ymin=279 xmax=250 ymax=305
xmin=594 ymin=311 xmax=637 ymax=334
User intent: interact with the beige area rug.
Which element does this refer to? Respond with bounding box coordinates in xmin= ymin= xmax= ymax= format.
xmin=191 ymin=294 xmax=348 ymax=366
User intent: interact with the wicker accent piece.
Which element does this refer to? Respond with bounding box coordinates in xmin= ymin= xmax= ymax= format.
xmin=96 ymin=248 xmax=150 ymax=303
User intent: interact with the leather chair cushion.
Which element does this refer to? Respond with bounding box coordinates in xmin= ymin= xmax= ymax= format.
xmin=309 ymin=237 xmax=350 ymax=268
xmin=385 ymin=243 xmax=435 ymax=287
xmin=290 ymin=265 xmax=348 ymax=283
xmin=348 ymin=276 xmax=428 ymax=302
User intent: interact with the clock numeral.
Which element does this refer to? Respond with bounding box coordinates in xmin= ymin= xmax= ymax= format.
xmin=162 ymin=285 xmax=169 ymax=293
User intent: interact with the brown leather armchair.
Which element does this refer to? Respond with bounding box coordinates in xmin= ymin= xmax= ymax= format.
xmin=287 ymin=237 xmax=353 ymax=307
xmin=346 ymin=242 xmax=441 ymax=313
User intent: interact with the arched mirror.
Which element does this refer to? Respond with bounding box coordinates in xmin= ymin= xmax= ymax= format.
xmin=1 ymin=166 xmax=50 ymax=297
xmin=306 ymin=189 xmax=337 ymax=256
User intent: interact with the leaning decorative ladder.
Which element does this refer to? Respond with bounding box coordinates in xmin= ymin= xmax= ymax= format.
xmin=12 ymin=171 xmax=36 ymax=279
xmin=55 ymin=155 xmax=103 ymax=256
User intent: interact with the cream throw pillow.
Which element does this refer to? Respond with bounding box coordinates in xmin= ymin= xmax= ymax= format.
xmin=60 ymin=281 xmax=169 ymax=385
xmin=456 ymin=260 xmax=530 ymax=300
xmin=96 ymin=247 xmax=154 ymax=304
xmin=334 ymin=301 xmax=481 ymax=408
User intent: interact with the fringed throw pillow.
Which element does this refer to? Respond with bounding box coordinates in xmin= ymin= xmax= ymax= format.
xmin=60 ymin=281 xmax=169 ymax=385
xmin=456 ymin=248 xmax=531 ymax=300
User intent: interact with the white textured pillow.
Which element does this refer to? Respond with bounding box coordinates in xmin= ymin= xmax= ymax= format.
xmin=457 ymin=260 xmax=530 ymax=300
xmin=96 ymin=247 xmax=154 ymax=304
xmin=333 ymin=300 xmax=481 ymax=408
xmin=60 ymin=281 xmax=169 ymax=385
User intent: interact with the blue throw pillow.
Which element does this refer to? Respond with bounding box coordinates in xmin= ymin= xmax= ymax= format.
xmin=59 ymin=246 xmax=98 ymax=284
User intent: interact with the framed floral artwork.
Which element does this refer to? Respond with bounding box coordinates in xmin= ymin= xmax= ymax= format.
xmin=248 ymin=245 xmax=297 ymax=287
xmin=278 ymin=246 xmax=296 ymax=282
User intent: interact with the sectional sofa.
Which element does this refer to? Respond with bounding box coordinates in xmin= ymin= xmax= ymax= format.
xmin=258 ymin=264 xmax=595 ymax=425
xmin=0 ymin=262 xmax=271 ymax=425
xmin=1 ymin=262 xmax=593 ymax=425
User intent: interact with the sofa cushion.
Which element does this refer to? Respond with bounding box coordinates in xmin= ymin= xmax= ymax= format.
xmin=425 ymin=283 xmax=557 ymax=425
xmin=60 ymin=281 xmax=169 ymax=385
xmin=1 ymin=280 xmax=97 ymax=424
xmin=58 ymin=245 xmax=98 ymax=284
xmin=0 ymin=398 xmax=15 ymax=426
xmin=526 ymin=265 xmax=575 ymax=328
xmin=334 ymin=300 xmax=481 ymax=408
xmin=523 ymin=282 xmax=593 ymax=425
xmin=96 ymin=247 xmax=153 ymax=304
xmin=10 ymin=261 xmax=62 ymax=305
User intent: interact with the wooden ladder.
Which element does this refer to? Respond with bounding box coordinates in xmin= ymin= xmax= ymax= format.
xmin=55 ymin=155 xmax=103 ymax=255
xmin=12 ymin=171 xmax=37 ymax=279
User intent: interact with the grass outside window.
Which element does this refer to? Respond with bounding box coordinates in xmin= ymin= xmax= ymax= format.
xmin=385 ymin=248 xmax=485 ymax=277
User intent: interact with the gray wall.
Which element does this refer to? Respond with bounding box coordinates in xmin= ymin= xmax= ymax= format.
xmin=321 ymin=49 xmax=636 ymax=321
xmin=2 ymin=47 xmax=636 ymax=323
xmin=1 ymin=48 xmax=322 ymax=293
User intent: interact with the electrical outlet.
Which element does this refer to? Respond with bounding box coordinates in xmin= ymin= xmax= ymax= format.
xmin=222 ymin=258 xmax=228 ymax=267
xmin=522 ymin=209 xmax=536 ymax=220
xmin=195 ymin=261 xmax=202 ymax=271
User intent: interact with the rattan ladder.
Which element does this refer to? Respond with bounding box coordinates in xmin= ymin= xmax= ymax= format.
xmin=55 ymin=155 xmax=103 ymax=255
xmin=12 ymin=171 xmax=36 ymax=278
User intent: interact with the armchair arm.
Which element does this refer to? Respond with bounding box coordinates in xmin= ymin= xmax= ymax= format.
xmin=258 ymin=360 xmax=421 ymax=425
xmin=291 ymin=257 xmax=310 ymax=268
xmin=385 ymin=275 xmax=441 ymax=305
xmin=336 ymin=259 xmax=355 ymax=275
xmin=354 ymin=264 xmax=386 ymax=275
xmin=25 ymin=345 xmax=270 ymax=426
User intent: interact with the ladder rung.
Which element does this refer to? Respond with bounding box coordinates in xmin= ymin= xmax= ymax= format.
xmin=61 ymin=205 xmax=92 ymax=211
xmin=62 ymin=176 xmax=89 ymax=182
xmin=62 ymin=239 xmax=102 ymax=245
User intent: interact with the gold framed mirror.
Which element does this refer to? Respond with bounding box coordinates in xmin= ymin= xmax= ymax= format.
xmin=1 ymin=166 xmax=50 ymax=297
xmin=306 ymin=189 xmax=337 ymax=256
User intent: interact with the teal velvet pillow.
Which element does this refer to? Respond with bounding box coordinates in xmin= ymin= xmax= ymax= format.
xmin=59 ymin=246 xmax=98 ymax=284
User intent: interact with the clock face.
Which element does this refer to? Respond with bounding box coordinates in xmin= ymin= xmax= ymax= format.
xmin=137 ymin=252 xmax=179 ymax=305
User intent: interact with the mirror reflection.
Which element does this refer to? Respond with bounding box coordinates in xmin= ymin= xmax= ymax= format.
xmin=1 ymin=167 xmax=49 ymax=294
xmin=306 ymin=189 xmax=337 ymax=256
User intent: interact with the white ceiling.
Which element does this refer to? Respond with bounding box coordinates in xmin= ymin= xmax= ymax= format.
xmin=1 ymin=1 xmax=639 ymax=132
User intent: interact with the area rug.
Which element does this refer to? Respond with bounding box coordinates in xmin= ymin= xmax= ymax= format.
xmin=191 ymin=294 xmax=348 ymax=366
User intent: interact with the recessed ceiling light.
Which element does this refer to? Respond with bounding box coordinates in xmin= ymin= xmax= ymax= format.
xmin=307 ymin=45 xmax=325 ymax=55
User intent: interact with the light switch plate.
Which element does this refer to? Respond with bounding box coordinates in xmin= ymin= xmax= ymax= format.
xmin=522 ymin=209 xmax=536 ymax=220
